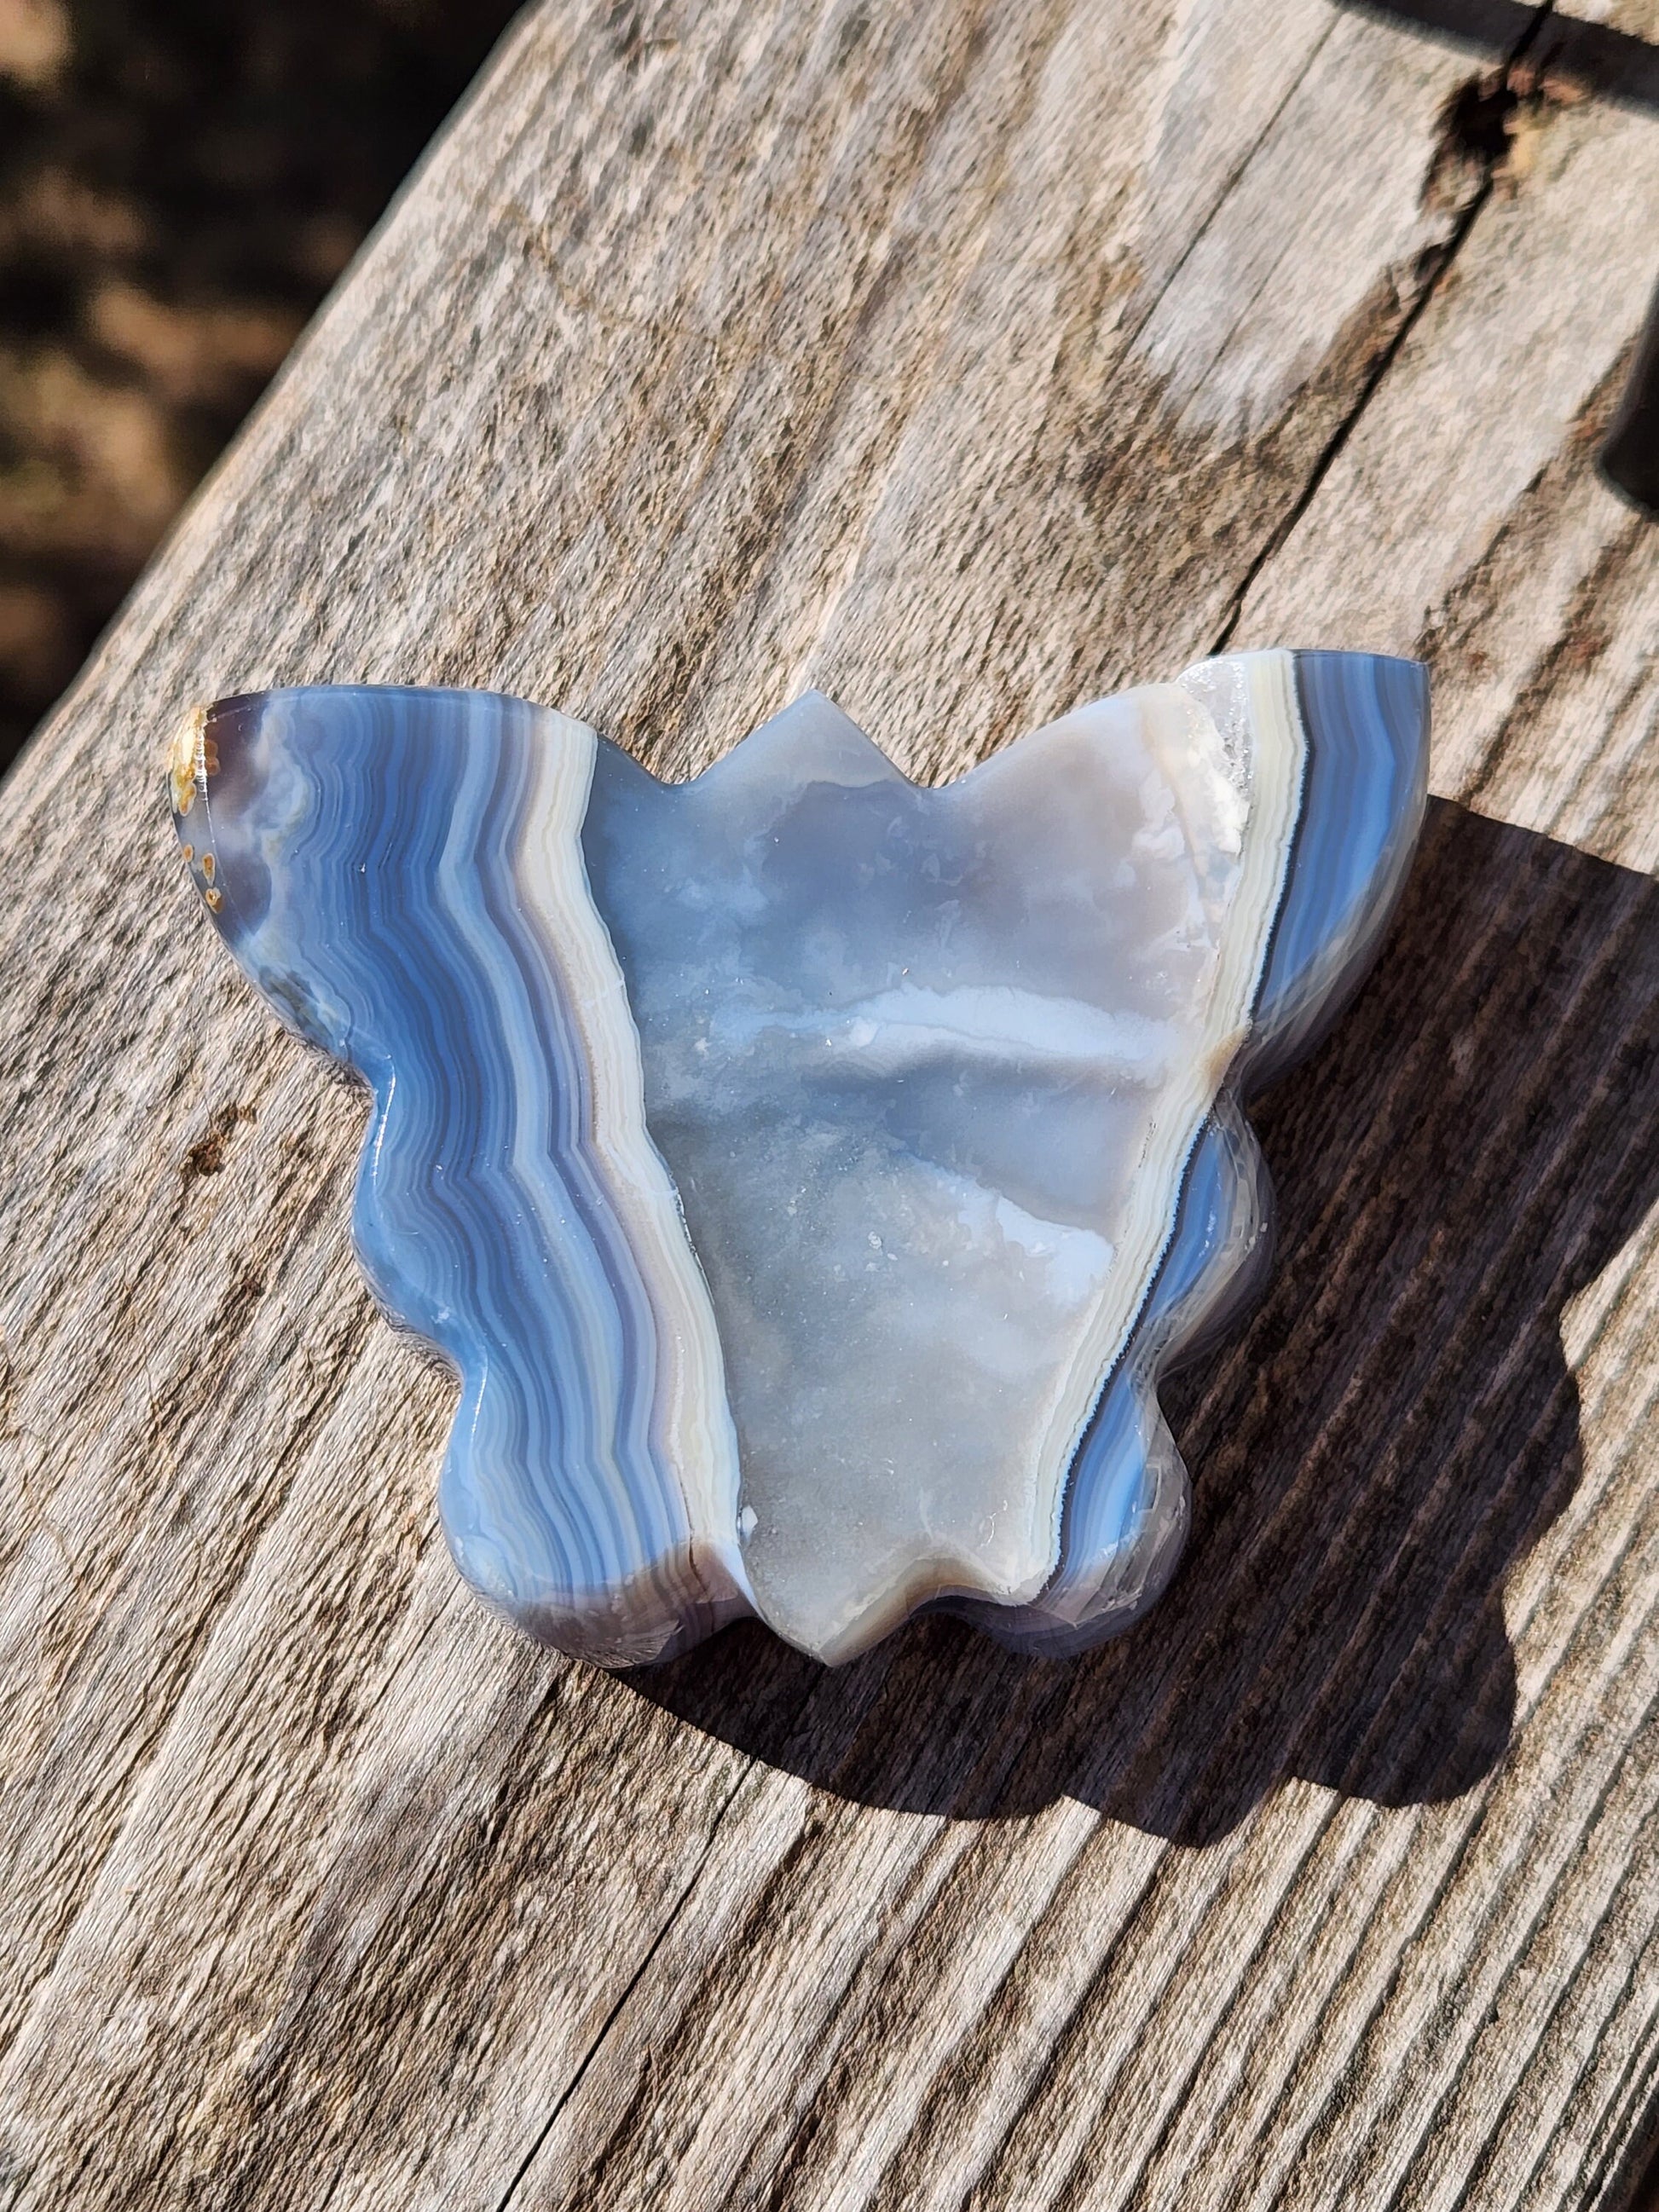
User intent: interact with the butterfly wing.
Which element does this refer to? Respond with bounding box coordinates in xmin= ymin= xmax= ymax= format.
xmin=172 ymin=685 xmax=748 ymax=1666
xmin=951 ymin=649 xmax=1430 ymax=1656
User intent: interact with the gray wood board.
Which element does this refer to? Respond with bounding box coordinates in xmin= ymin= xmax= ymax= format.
xmin=0 ymin=3 xmax=1656 ymax=2206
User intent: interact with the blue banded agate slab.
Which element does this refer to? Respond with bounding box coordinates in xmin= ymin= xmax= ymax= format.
xmin=169 ymin=650 xmax=1427 ymax=1667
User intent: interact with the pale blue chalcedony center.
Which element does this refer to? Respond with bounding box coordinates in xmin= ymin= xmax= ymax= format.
xmin=581 ymin=668 xmax=1298 ymax=1659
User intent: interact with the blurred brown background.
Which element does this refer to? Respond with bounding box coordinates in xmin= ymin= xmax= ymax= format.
xmin=0 ymin=0 xmax=523 ymax=773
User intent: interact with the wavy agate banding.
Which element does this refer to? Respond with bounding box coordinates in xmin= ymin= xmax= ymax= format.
xmin=170 ymin=650 xmax=1428 ymax=1667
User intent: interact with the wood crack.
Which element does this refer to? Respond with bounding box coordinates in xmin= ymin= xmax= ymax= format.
xmin=1213 ymin=3 xmax=1558 ymax=656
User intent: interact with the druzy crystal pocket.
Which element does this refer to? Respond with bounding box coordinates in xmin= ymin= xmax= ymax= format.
xmin=170 ymin=650 xmax=1427 ymax=1667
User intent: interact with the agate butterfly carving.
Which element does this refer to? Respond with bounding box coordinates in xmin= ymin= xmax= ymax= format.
xmin=171 ymin=650 xmax=1427 ymax=1666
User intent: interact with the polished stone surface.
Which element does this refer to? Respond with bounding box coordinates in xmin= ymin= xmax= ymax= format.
xmin=170 ymin=649 xmax=1427 ymax=1665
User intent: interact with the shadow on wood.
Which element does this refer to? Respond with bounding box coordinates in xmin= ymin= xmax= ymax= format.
xmin=1603 ymin=274 xmax=1659 ymax=514
xmin=629 ymin=801 xmax=1659 ymax=1845
xmin=1341 ymin=0 xmax=1659 ymax=111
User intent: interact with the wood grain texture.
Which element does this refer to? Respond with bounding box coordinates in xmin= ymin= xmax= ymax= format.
xmin=0 ymin=3 xmax=1656 ymax=2207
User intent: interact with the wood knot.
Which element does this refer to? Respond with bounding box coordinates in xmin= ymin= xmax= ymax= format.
xmin=182 ymin=1100 xmax=257 ymax=1183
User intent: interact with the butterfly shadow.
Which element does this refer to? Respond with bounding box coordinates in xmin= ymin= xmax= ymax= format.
xmin=625 ymin=800 xmax=1659 ymax=1845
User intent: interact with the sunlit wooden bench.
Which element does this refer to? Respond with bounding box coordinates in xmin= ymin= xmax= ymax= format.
xmin=2 ymin=3 xmax=1657 ymax=2204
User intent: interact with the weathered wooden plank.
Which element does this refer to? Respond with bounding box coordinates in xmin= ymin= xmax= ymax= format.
xmin=1222 ymin=71 xmax=1659 ymax=2212
xmin=0 ymin=3 xmax=1656 ymax=2209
